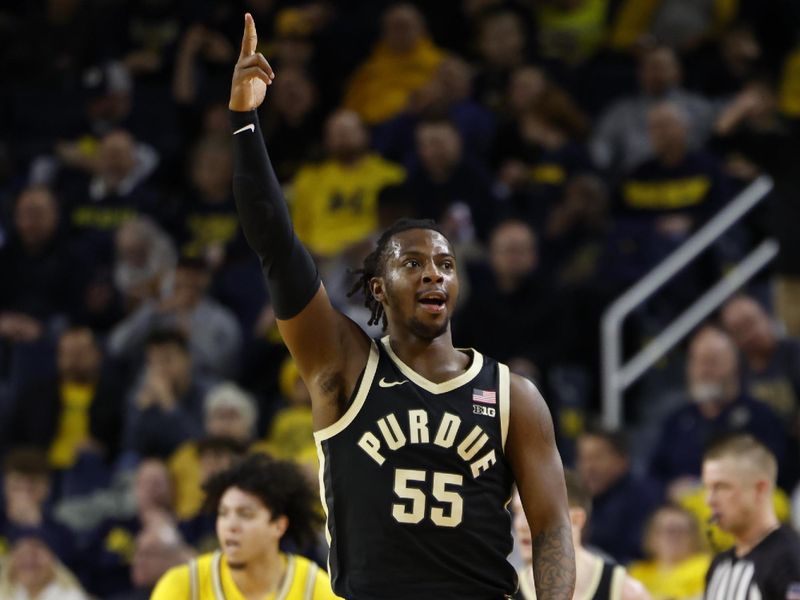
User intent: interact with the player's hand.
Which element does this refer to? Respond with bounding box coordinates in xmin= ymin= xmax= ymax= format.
xmin=229 ymin=13 xmax=274 ymax=112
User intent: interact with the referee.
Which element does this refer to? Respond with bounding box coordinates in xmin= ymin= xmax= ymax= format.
xmin=702 ymin=435 xmax=800 ymax=599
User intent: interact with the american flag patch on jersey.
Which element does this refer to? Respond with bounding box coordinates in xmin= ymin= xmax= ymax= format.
xmin=472 ymin=389 xmax=496 ymax=405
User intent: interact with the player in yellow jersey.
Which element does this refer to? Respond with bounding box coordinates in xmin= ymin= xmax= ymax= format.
xmin=151 ymin=454 xmax=339 ymax=600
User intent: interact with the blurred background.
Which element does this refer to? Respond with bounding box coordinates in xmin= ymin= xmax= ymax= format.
xmin=0 ymin=0 xmax=799 ymax=597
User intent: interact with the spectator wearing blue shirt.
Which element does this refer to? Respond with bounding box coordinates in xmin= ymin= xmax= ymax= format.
xmin=720 ymin=295 xmax=800 ymax=429
xmin=721 ymin=295 xmax=800 ymax=488
xmin=82 ymin=458 xmax=176 ymax=597
xmin=373 ymin=54 xmax=495 ymax=168
xmin=650 ymin=326 xmax=788 ymax=489
xmin=123 ymin=329 xmax=213 ymax=459
xmin=576 ymin=427 xmax=663 ymax=564
xmin=406 ymin=118 xmax=498 ymax=240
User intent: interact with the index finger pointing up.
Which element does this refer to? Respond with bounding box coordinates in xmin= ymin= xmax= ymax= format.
xmin=240 ymin=13 xmax=258 ymax=58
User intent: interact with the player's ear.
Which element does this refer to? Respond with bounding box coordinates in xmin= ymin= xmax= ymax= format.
xmin=569 ymin=507 xmax=586 ymax=533
xmin=272 ymin=514 xmax=289 ymax=538
xmin=370 ymin=277 xmax=386 ymax=303
xmin=754 ymin=477 xmax=771 ymax=498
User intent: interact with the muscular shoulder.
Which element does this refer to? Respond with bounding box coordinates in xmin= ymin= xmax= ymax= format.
xmin=151 ymin=553 xmax=216 ymax=600
xmin=509 ymin=374 xmax=552 ymax=436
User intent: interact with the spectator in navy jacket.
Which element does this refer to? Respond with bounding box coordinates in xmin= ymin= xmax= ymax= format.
xmin=406 ymin=117 xmax=498 ymax=241
xmin=650 ymin=326 xmax=787 ymax=489
xmin=721 ymin=295 xmax=800 ymax=487
xmin=123 ymin=329 xmax=213 ymax=459
xmin=0 ymin=186 xmax=82 ymax=330
xmin=576 ymin=427 xmax=663 ymax=563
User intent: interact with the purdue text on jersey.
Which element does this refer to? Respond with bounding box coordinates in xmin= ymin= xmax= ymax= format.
xmin=314 ymin=337 xmax=517 ymax=599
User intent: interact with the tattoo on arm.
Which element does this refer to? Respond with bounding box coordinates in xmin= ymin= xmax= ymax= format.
xmin=532 ymin=524 xmax=576 ymax=600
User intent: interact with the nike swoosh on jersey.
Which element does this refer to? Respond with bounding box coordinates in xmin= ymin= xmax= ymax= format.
xmin=378 ymin=377 xmax=408 ymax=388
xmin=233 ymin=123 xmax=255 ymax=135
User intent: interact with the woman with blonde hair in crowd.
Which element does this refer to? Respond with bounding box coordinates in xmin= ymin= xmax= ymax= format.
xmin=627 ymin=505 xmax=711 ymax=600
xmin=0 ymin=534 xmax=88 ymax=600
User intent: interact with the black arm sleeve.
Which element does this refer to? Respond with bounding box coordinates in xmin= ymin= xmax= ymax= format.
xmin=230 ymin=110 xmax=320 ymax=319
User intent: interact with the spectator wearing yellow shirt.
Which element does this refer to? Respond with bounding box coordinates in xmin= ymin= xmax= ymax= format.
xmin=169 ymin=383 xmax=257 ymax=520
xmin=628 ymin=505 xmax=711 ymax=600
xmin=290 ymin=109 xmax=405 ymax=259
xmin=253 ymin=359 xmax=316 ymax=479
xmin=535 ymin=0 xmax=609 ymax=66
xmin=152 ymin=454 xmax=338 ymax=600
xmin=343 ymin=4 xmax=444 ymax=126
xmin=7 ymin=326 xmax=123 ymax=470
xmin=779 ymin=44 xmax=800 ymax=118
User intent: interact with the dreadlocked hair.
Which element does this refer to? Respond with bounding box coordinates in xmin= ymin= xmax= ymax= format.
xmin=347 ymin=218 xmax=447 ymax=330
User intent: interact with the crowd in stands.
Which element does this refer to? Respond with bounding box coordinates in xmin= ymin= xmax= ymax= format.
xmin=1 ymin=0 xmax=800 ymax=597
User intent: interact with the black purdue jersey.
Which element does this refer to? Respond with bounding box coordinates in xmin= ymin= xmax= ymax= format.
xmin=314 ymin=337 xmax=518 ymax=599
xmin=705 ymin=526 xmax=800 ymax=600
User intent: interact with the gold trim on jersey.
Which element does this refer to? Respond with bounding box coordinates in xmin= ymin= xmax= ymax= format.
xmin=277 ymin=555 xmax=297 ymax=599
xmin=498 ymin=363 xmax=510 ymax=451
xmin=578 ymin=555 xmax=604 ymax=600
xmin=315 ymin=440 xmax=333 ymax=578
xmin=518 ymin=565 xmax=536 ymax=599
xmin=380 ymin=336 xmax=484 ymax=395
xmin=311 ymin=340 xmax=380 ymax=574
xmin=608 ymin=563 xmax=625 ymax=600
xmin=517 ymin=556 xmax=622 ymax=600
xmin=313 ymin=340 xmax=380 ymax=443
xmin=190 ymin=556 xmax=200 ymax=600
xmin=211 ymin=552 xmax=225 ymax=600
xmin=303 ymin=562 xmax=319 ymax=600
xmin=190 ymin=551 xmax=300 ymax=600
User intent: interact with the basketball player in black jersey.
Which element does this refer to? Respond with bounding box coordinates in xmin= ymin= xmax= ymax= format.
xmin=703 ymin=435 xmax=800 ymax=600
xmin=228 ymin=13 xmax=575 ymax=600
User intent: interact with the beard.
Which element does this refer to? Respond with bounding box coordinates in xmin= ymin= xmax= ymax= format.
xmin=408 ymin=315 xmax=449 ymax=341
xmin=689 ymin=382 xmax=725 ymax=404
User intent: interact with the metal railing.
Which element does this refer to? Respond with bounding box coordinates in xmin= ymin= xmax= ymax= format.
xmin=601 ymin=176 xmax=775 ymax=429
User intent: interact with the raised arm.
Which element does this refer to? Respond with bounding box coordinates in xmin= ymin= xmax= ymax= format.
xmin=507 ymin=374 xmax=575 ymax=600
xmin=229 ymin=14 xmax=370 ymax=428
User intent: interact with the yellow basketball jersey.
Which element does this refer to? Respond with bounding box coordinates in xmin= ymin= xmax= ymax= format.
xmin=151 ymin=551 xmax=340 ymax=600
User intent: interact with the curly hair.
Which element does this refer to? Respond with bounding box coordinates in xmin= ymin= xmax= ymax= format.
xmin=347 ymin=218 xmax=447 ymax=330
xmin=202 ymin=453 xmax=322 ymax=549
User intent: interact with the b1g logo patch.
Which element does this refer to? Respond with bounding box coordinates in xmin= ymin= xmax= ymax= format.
xmin=473 ymin=404 xmax=496 ymax=417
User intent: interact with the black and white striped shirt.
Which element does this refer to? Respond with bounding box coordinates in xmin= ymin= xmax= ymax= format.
xmin=705 ymin=526 xmax=800 ymax=600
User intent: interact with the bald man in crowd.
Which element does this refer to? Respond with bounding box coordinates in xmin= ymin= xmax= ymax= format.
xmin=650 ymin=326 xmax=786 ymax=488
